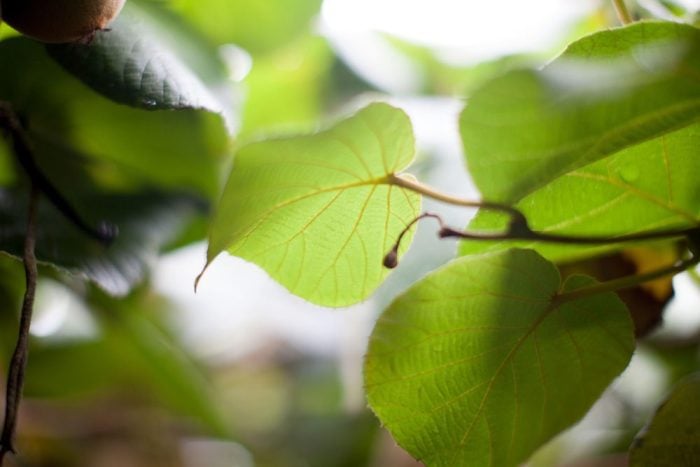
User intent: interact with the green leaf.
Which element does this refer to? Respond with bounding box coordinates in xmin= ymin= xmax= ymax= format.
xmin=0 ymin=37 xmax=227 ymax=199
xmin=630 ymin=373 xmax=700 ymax=467
xmin=461 ymin=21 xmax=700 ymax=203
xmin=365 ymin=249 xmax=634 ymax=467
xmin=46 ymin=2 xmax=225 ymax=114
xmin=170 ymin=0 xmax=323 ymax=55
xmin=460 ymin=123 xmax=700 ymax=261
xmin=205 ymin=103 xmax=421 ymax=306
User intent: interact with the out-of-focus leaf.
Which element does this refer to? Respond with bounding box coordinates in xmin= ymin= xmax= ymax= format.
xmin=365 ymin=249 xmax=634 ymax=467
xmin=240 ymin=35 xmax=333 ymax=137
xmin=205 ymin=103 xmax=421 ymax=306
xmin=47 ymin=2 xmax=226 ymax=114
xmin=461 ymin=21 xmax=700 ymax=203
xmin=630 ymin=373 xmax=700 ymax=466
xmin=0 ymin=37 xmax=228 ymax=199
xmin=0 ymin=132 xmax=205 ymax=295
xmin=170 ymin=0 xmax=322 ymax=55
xmin=25 ymin=288 xmax=230 ymax=437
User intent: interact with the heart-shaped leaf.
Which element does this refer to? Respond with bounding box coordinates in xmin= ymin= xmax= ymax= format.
xmin=205 ymin=103 xmax=421 ymax=306
xmin=365 ymin=249 xmax=634 ymax=466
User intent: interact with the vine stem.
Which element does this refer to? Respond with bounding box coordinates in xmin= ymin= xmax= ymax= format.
xmin=0 ymin=184 xmax=40 ymax=464
xmin=612 ymin=0 xmax=633 ymax=24
xmin=388 ymin=173 xmax=526 ymax=221
xmin=552 ymin=254 xmax=699 ymax=307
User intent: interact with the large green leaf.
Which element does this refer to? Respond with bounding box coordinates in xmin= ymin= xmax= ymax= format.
xmin=460 ymin=123 xmax=700 ymax=261
xmin=46 ymin=1 xmax=226 ymax=114
xmin=461 ymin=21 xmax=700 ymax=203
xmin=205 ymin=103 xmax=421 ymax=306
xmin=630 ymin=373 xmax=700 ymax=466
xmin=365 ymin=249 xmax=634 ymax=467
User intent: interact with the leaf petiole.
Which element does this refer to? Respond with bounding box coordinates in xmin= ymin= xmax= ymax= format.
xmin=553 ymin=254 xmax=699 ymax=307
xmin=612 ymin=0 xmax=634 ymax=24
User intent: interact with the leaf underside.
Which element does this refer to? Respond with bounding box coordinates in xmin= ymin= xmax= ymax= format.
xmin=365 ymin=249 xmax=634 ymax=467
xmin=206 ymin=103 xmax=421 ymax=307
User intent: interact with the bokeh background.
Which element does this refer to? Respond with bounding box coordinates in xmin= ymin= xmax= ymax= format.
xmin=1 ymin=0 xmax=700 ymax=465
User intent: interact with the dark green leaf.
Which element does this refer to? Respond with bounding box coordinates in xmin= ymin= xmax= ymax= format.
xmin=47 ymin=2 xmax=226 ymax=113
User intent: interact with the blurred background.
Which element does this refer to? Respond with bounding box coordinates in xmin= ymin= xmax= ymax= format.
xmin=1 ymin=0 xmax=700 ymax=465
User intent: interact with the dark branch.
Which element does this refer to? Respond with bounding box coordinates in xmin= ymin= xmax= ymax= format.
xmin=385 ymin=211 xmax=700 ymax=269
xmin=0 ymin=184 xmax=40 ymax=464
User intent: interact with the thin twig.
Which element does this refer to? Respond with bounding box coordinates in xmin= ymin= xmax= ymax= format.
xmin=384 ymin=211 xmax=699 ymax=269
xmin=552 ymin=254 xmax=699 ymax=307
xmin=612 ymin=0 xmax=633 ymax=24
xmin=0 ymin=184 xmax=40 ymax=464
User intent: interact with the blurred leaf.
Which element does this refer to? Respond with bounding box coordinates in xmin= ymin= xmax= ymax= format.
xmin=205 ymin=103 xmax=421 ymax=306
xmin=47 ymin=2 xmax=227 ymax=115
xmin=0 ymin=37 xmax=228 ymax=199
xmin=630 ymin=373 xmax=700 ymax=466
xmin=0 ymin=124 xmax=206 ymax=294
xmin=170 ymin=0 xmax=322 ymax=54
xmin=461 ymin=124 xmax=700 ymax=261
xmin=461 ymin=21 xmax=700 ymax=203
xmin=26 ymin=288 xmax=231 ymax=437
xmin=241 ymin=35 xmax=333 ymax=137
xmin=365 ymin=249 xmax=634 ymax=467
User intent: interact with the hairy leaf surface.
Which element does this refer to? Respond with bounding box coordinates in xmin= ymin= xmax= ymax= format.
xmin=206 ymin=103 xmax=421 ymax=306
xmin=366 ymin=249 xmax=634 ymax=467
xmin=461 ymin=21 xmax=700 ymax=203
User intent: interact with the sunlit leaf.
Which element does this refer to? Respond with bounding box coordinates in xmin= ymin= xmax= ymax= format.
xmin=461 ymin=21 xmax=700 ymax=203
xmin=460 ymin=124 xmax=700 ymax=261
xmin=365 ymin=249 xmax=634 ymax=467
xmin=630 ymin=373 xmax=700 ymax=466
xmin=205 ymin=103 xmax=421 ymax=306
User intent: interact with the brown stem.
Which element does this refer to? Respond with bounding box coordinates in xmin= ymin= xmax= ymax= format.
xmin=384 ymin=211 xmax=699 ymax=269
xmin=0 ymin=184 xmax=39 ymax=464
xmin=612 ymin=0 xmax=633 ymax=24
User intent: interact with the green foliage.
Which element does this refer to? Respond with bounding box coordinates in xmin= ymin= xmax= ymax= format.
xmin=461 ymin=22 xmax=700 ymax=203
xmin=630 ymin=373 xmax=700 ymax=466
xmin=206 ymin=103 xmax=421 ymax=306
xmin=365 ymin=249 xmax=634 ymax=466
xmin=1 ymin=1 xmax=699 ymax=466
xmin=462 ymin=123 xmax=700 ymax=261
xmin=47 ymin=2 xmax=226 ymax=113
